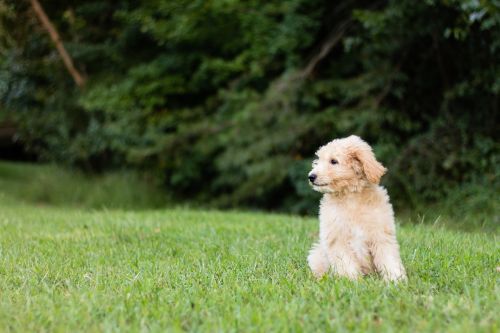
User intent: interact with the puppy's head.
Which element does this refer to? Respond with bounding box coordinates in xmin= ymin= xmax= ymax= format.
xmin=308 ymin=135 xmax=386 ymax=194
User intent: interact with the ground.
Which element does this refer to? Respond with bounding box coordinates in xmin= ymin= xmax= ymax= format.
xmin=0 ymin=162 xmax=498 ymax=332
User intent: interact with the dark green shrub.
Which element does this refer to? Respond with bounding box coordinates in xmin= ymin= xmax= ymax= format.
xmin=1 ymin=0 xmax=498 ymax=214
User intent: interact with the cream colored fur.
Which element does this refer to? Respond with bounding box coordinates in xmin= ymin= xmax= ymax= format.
xmin=307 ymin=135 xmax=406 ymax=282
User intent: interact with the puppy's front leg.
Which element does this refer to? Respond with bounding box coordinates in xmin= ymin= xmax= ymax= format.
xmin=307 ymin=243 xmax=330 ymax=278
xmin=371 ymin=239 xmax=407 ymax=282
xmin=325 ymin=242 xmax=361 ymax=280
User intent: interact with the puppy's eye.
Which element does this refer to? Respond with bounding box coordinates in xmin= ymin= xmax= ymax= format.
xmin=330 ymin=159 xmax=338 ymax=165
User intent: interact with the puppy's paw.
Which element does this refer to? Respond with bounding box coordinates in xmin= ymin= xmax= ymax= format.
xmin=382 ymin=268 xmax=407 ymax=283
xmin=334 ymin=266 xmax=361 ymax=281
xmin=311 ymin=270 xmax=327 ymax=279
xmin=307 ymin=246 xmax=330 ymax=279
xmin=308 ymin=259 xmax=329 ymax=279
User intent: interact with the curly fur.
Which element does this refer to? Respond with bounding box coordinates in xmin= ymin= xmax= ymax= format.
xmin=307 ymin=135 xmax=406 ymax=282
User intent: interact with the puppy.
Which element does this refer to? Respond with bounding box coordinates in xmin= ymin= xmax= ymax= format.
xmin=307 ymin=135 xmax=406 ymax=282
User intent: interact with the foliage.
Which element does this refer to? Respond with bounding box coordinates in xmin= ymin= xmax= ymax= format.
xmin=1 ymin=0 xmax=499 ymax=213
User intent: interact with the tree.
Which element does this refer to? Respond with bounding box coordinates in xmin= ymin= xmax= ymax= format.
xmin=1 ymin=0 xmax=498 ymax=215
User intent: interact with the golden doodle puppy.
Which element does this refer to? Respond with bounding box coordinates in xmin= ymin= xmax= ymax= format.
xmin=307 ymin=135 xmax=406 ymax=282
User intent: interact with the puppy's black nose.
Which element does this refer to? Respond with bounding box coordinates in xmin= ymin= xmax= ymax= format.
xmin=308 ymin=174 xmax=317 ymax=182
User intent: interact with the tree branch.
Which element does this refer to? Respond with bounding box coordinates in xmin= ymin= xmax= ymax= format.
xmin=299 ymin=19 xmax=352 ymax=79
xmin=30 ymin=0 xmax=85 ymax=88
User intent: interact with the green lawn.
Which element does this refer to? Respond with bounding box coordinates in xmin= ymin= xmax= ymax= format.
xmin=0 ymin=163 xmax=498 ymax=332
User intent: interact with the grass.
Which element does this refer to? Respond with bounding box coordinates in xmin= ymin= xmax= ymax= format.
xmin=0 ymin=161 xmax=167 ymax=209
xmin=0 ymin=161 xmax=498 ymax=332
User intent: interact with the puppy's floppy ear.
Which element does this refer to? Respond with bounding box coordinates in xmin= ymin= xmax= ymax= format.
xmin=347 ymin=135 xmax=386 ymax=184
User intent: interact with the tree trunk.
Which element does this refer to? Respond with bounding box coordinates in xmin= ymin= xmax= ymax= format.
xmin=30 ymin=0 xmax=86 ymax=88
